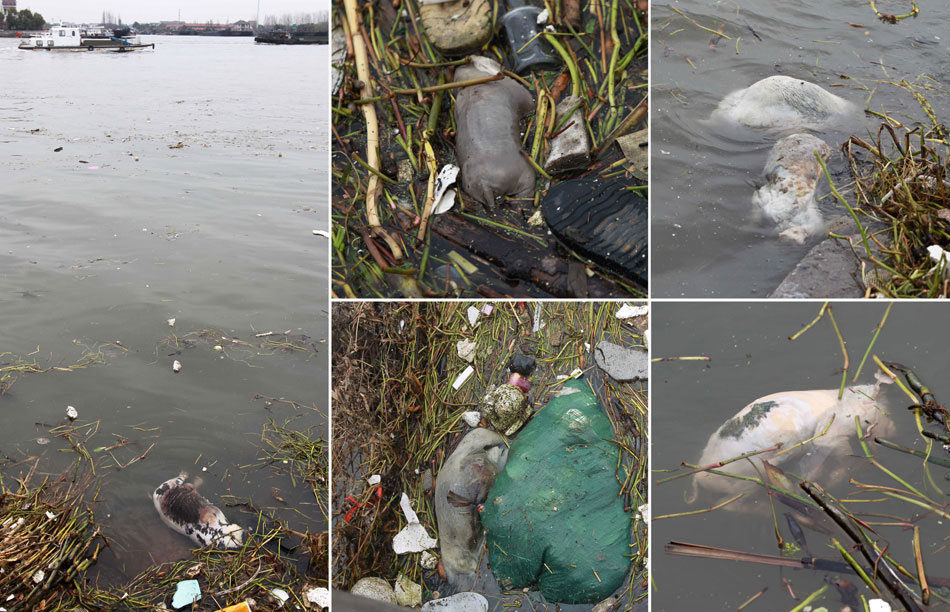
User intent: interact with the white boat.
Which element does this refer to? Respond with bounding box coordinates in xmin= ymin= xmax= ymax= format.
xmin=18 ymin=25 xmax=155 ymax=52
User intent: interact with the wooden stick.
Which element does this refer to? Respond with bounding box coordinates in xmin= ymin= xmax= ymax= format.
xmin=344 ymin=0 xmax=403 ymax=261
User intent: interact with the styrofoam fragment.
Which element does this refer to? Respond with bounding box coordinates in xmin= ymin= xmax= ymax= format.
xmin=392 ymin=493 xmax=437 ymax=553
xmin=462 ymin=411 xmax=481 ymax=427
xmin=616 ymin=303 xmax=648 ymax=319
xmin=453 ymin=366 xmax=474 ymax=390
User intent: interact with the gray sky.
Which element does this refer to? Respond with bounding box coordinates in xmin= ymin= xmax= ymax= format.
xmin=19 ymin=1 xmax=329 ymax=24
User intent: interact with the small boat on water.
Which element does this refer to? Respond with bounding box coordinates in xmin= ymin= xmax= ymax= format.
xmin=254 ymin=30 xmax=327 ymax=45
xmin=19 ymin=25 xmax=155 ymax=52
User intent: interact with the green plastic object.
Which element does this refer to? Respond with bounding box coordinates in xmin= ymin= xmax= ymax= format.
xmin=481 ymin=379 xmax=630 ymax=604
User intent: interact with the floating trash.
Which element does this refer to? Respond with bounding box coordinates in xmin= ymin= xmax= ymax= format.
xmin=172 ymin=360 xmax=182 ymax=373
xmin=432 ymin=164 xmax=460 ymax=215
xmin=421 ymin=592 xmax=489 ymax=612
xmin=456 ymin=340 xmax=477 ymax=363
xmin=350 ymin=577 xmax=396 ymax=603
xmin=928 ymin=245 xmax=950 ymax=276
xmin=482 ymin=379 xmax=630 ymax=603
xmin=479 ymin=384 xmax=529 ymax=436
xmin=467 ymin=306 xmax=480 ymax=328
xmin=392 ymin=493 xmax=437 ymax=554
xmin=420 ymin=550 xmax=439 ymax=569
xmin=593 ymin=341 xmax=648 ymax=382
xmin=461 ymin=411 xmax=481 ymax=428
xmin=394 ymin=574 xmax=422 ymax=607
xmin=171 ymin=579 xmax=201 ymax=609
xmin=303 ymin=586 xmax=329 ymax=609
xmin=271 ymin=588 xmax=289 ymax=608
xmin=66 ymin=405 xmax=78 ymax=420
xmin=615 ymin=303 xmax=648 ymax=319
xmin=452 ymin=366 xmax=474 ymax=391
xmin=213 ymin=602 xmax=253 ymax=612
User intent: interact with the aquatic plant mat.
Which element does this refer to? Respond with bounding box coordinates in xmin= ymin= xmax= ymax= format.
xmin=84 ymin=517 xmax=324 ymax=611
xmin=331 ymin=0 xmax=647 ymax=298
xmin=656 ymin=303 xmax=950 ymax=611
xmin=0 ymin=340 xmax=126 ymax=395
xmin=825 ymin=79 xmax=950 ymax=297
xmin=332 ymin=301 xmax=648 ymax=610
xmin=0 ymin=464 xmax=102 ymax=612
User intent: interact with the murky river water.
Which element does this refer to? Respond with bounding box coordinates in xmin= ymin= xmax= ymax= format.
xmin=652 ymin=1 xmax=950 ymax=297
xmin=653 ymin=302 xmax=950 ymax=611
xmin=0 ymin=36 xmax=328 ymax=581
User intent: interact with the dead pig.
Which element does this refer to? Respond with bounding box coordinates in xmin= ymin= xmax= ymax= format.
xmin=689 ymin=372 xmax=894 ymax=505
xmin=453 ymin=57 xmax=535 ymax=205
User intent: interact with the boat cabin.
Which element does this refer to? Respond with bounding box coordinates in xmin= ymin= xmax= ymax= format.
xmin=22 ymin=25 xmax=82 ymax=48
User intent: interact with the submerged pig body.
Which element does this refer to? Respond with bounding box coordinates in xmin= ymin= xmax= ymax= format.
xmin=691 ymin=376 xmax=893 ymax=502
xmin=454 ymin=61 xmax=535 ymax=204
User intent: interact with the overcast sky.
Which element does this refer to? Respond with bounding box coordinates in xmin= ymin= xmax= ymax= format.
xmin=19 ymin=0 xmax=329 ymax=24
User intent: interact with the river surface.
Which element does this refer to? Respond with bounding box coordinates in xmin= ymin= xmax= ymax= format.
xmin=652 ymin=1 xmax=950 ymax=297
xmin=0 ymin=36 xmax=328 ymax=581
xmin=652 ymin=302 xmax=950 ymax=611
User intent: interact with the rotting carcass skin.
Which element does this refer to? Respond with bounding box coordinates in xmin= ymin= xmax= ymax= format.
xmin=453 ymin=58 xmax=536 ymax=205
xmin=434 ymin=428 xmax=508 ymax=591
xmin=689 ymin=372 xmax=894 ymax=506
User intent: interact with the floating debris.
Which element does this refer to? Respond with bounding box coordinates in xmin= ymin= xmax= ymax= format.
xmin=616 ymin=303 xmax=648 ymax=319
xmin=394 ymin=574 xmax=422 ymax=607
xmin=467 ymin=306 xmax=481 ymax=328
xmin=213 ymin=601 xmax=253 ymax=612
xmin=593 ymin=341 xmax=649 ymax=382
xmin=420 ymin=550 xmax=439 ymax=570
xmin=66 ymin=405 xmax=78 ymax=420
xmin=432 ymin=164 xmax=460 ymax=215
xmin=271 ymin=587 xmax=290 ymax=607
xmin=927 ymin=245 xmax=950 ymax=276
xmin=168 ymin=317 xmax=176 ymax=327
xmin=303 ymin=585 xmax=330 ymax=609
xmin=171 ymin=579 xmax=201 ymax=609
xmin=452 ymin=366 xmax=474 ymax=391
xmin=421 ymin=592 xmax=489 ymax=612
xmin=392 ymin=493 xmax=437 ymax=554
xmin=350 ymin=577 xmax=397 ymax=603
xmin=480 ymin=384 xmax=530 ymax=436
xmin=456 ymin=340 xmax=477 ymax=363
xmin=172 ymin=360 xmax=182 ymax=373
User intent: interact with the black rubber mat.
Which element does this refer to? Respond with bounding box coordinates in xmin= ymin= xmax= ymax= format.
xmin=541 ymin=177 xmax=648 ymax=286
